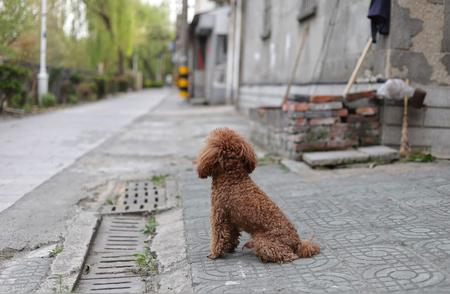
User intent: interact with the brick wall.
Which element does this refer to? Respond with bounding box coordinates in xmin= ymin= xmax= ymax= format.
xmin=249 ymin=91 xmax=380 ymax=160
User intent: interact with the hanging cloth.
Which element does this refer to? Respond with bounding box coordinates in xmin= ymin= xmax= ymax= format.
xmin=368 ymin=0 xmax=391 ymax=43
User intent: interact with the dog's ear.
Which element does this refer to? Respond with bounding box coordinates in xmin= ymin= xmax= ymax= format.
xmin=196 ymin=144 xmax=219 ymax=178
xmin=240 ymin=139 xmax=256 ymax=174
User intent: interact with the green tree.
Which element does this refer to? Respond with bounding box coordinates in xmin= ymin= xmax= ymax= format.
xmin=0 ymin=0 xmax=33 ymax=46
xmin=1 ymin=0 xmax=173 ymax=79
xmin=134 ymin=1 xmax=173 ymax=81
xmin=0 ymin=0 xmax=37 ymax=56
xmin=84 ymin=0 xmax=136 ymax=74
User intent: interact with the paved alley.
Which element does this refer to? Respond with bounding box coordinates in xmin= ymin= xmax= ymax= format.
xmin=0 ymin=89 xmax=450 ymax=293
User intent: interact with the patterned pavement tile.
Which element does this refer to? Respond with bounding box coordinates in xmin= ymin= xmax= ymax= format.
xmin=179 ymin=162 xmax=450 ymax=293
xmin=0 ymin=257 xmax=51 ymax=293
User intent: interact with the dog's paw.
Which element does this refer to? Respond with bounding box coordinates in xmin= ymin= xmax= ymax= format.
xmin=207 ymin=253 xmax=220 ymax=260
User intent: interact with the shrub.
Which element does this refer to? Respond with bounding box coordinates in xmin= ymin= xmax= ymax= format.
xmin=69 ymin=72 xmax=83 ymax=85
xmin=128 ymin=74 xmax=137 ymax=90
xmin=107 ymin=78 xmax=118 ymax=94
xmin=75 ymin=82 xmax=90 ymax=100
xmin=76 ymin=81 xmax=99 ymax=101
xmin=0 ymin=64 xmax=29 ymax=111
xmin=10 ymin=93 xmax=25 ymax=109
xmin=94 ymin=76 xmax=107 ymax=98
xmin=49 ymin=68 xmax=63 ymax=90
xmin=41 ymin=93 xmax=57 ymax=107
xmin=23 ymin=95 xmax=34 ymax=112
xmin=153 ymin=81 xmax=164 ymax=88
xmin=23 ymin=103 xmax=33 ymax=113
xmin=88 ymin=82 xmax=98 ymax=101
xmin=115 ymin=75 xmax=129 ymax=92
xmin=144 ymin=80 xmax=164 ymax=88
xmin=68 ymin=94 xmax=78 ymax=105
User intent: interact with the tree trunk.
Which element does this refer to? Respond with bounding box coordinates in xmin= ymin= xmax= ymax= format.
xmin=0 ymin=93 xmax=6 ymax=113
xmin=143 ymin=58 xmax=155 ymax=80
xmin=118 ymin=49 xmax=125 ymax=75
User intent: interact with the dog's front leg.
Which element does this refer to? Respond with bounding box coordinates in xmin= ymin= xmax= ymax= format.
xmin=208 ymin=206 xmax=228 ymax=259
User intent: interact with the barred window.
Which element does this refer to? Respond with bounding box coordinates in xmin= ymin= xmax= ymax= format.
xmin=298 ymin=0 xmax=317 ymax=23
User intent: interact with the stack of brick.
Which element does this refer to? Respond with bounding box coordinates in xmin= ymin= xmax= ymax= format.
xmin=344 ymin=90 xmax=380 ymax=145
xmin=249 ymin=90 xmax=381 ymax=160
xmin=282 ymin=94 xmax=352 ymax=155
xmin=249 ymin=106 xmax=291 ymax=157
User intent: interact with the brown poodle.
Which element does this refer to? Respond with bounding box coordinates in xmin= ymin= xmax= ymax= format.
xmin=196 ymin=127 xmax=320 ymax=263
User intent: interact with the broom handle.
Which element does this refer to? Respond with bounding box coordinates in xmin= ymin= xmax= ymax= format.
xmin=343 ymin=38 xmax=372 ymax=97
xmin=282 ymin=25 xmax=310 ymax=105
xmin=399 ymin=79 xmax=410 ymax=157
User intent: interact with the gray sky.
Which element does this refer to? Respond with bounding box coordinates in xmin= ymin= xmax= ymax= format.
xmin=144 ymin=0 xmax=196 ymax=23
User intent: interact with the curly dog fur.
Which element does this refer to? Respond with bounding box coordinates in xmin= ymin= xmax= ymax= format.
xmin=197 ymin=127 xmax=320 ymax=263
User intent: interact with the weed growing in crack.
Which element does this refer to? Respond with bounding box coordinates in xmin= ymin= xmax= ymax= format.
xmin=105 ymin=197 xmax=114 ymax=205
xmin=257 ymin=154 xmax=281 ymax=166
xmin=142 ymin=215 xmax=157 ymax=235
xmin=105 ymin=193 xmax=120 ymax=206
xmin=49 ymin=245 xmax=64 ymax=257
xmin=279 ymin=163 xmax=290 ymax=172
xmin=151 ymin=174 xmax=168 ymax=186
xmin=54 ymin=274 xmax=70 ymax=293
xmin=406 ymin=151 xmax=435 ymax=162
xmin=133 ymin=247 xmax=158 ymax=276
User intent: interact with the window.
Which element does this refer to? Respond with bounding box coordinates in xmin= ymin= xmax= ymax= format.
xmin=298 ymin=0 xmax=317 ymax=23
xmin=216 ymin=35 xmax=227 ymax=65
xmin=261 ymin=0 xmax=272 ymax=40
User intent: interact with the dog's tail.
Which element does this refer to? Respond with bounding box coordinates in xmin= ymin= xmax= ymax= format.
xmin=297 ymin=235 xmax=320 ymax=258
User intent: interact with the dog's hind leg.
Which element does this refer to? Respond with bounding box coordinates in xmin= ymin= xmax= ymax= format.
xmin=252 ymin=235 xmax=298 ymax=263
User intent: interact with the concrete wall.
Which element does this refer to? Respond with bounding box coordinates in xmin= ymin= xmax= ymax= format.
xmin=205 ymin=7 xmax=229 ymax=104
xmin=381 ymin=0 xmax=450 ymax=158
xmin=189 ymin=6 xmax=229 ymax=104
xmin=388 ymin=0 xmax=450 ymax=86
xmin=235 ymin=0 xmax=450 ymax=157
xmin=240 ymin=0 xmax=387 ymax=85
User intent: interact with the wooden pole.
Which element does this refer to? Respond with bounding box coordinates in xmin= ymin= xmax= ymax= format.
xmin=282 ymin=25 xmax=310 ymax=105
xmin=399 ymin=79 xmax=411 ymax=157
xmin=342 ymin=38 xmax=373 ymax=97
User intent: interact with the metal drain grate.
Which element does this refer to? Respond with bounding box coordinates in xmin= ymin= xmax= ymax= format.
xmin=76 ymin=215 xmax=148 ymax=293
xmin=104 ymin=180 xmax=166 ymax=214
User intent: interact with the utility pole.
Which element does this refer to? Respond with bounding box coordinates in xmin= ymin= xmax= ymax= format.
xmin=38 ymin=0 xmax=48 ymax=103
xmin=180 ymin=0 xmax=188 ymax=64
xmin=175 ymin=0 xmax=190 ymax=98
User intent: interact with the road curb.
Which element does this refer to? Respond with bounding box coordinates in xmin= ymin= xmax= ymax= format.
xmin=37 ymin=209 xmax=100 ymax=293
xmin=151 ymin=208 xmax=193 ymax=293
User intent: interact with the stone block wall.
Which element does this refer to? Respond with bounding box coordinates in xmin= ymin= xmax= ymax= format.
xmin=249 ymin=91 xmax=380 ymax=160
